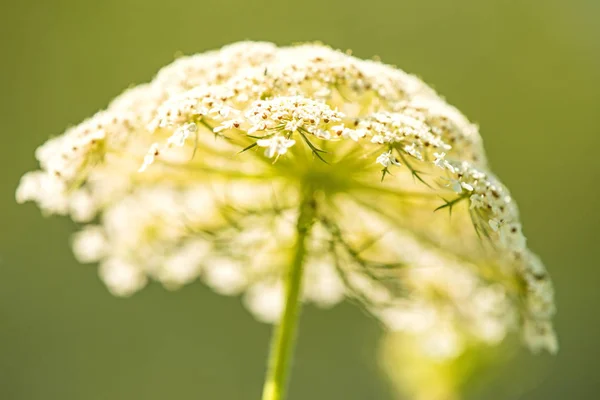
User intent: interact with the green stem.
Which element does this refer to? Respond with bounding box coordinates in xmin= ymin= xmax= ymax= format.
xmin=261 ymin=188 xmax=317 ymax=400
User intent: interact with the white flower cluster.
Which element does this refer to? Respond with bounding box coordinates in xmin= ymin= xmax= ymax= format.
xmin=69 ymin=182 xmax=345 ymax=318
xmin=377 ymin=232 xmax=518 ymax=360
xmin=16 ymin=42 xmax=556 ymax=357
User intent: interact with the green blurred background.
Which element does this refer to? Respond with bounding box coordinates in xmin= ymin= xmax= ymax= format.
xmin=1 ymin=0 xmax=598 ymax=398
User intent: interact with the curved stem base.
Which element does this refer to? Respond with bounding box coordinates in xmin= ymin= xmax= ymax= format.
xmin=261 ymin=190 xmax=316 ymax=400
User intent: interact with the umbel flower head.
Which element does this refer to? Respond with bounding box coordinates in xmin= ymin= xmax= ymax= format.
xmin=17 ymin=42 xmax=557 ymax=360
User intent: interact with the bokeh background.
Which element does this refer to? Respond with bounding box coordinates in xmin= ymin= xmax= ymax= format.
xmin=1 ymin=0 xmax=599 ymax=399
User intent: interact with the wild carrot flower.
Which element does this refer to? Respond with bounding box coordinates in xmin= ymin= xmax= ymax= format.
xmin=16 ymin=41 xmax=557 ymax=400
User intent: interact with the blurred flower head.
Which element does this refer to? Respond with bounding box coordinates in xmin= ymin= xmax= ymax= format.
xmin=380 ymin=329 xmax=515 ymax=400
xmin=16 ymin=42 xmax=556 ymax=357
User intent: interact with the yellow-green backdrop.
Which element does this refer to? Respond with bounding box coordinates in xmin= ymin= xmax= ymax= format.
xmin=1 ymin=0 xmax=598 ymax=399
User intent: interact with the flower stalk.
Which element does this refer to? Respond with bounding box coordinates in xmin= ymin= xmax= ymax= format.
xmin=261 ymin=187 xmax=316 ymax=400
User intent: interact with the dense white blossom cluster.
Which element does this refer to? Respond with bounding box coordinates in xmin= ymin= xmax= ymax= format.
xmin=17 ymin=42 xmax=557 ymax=359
